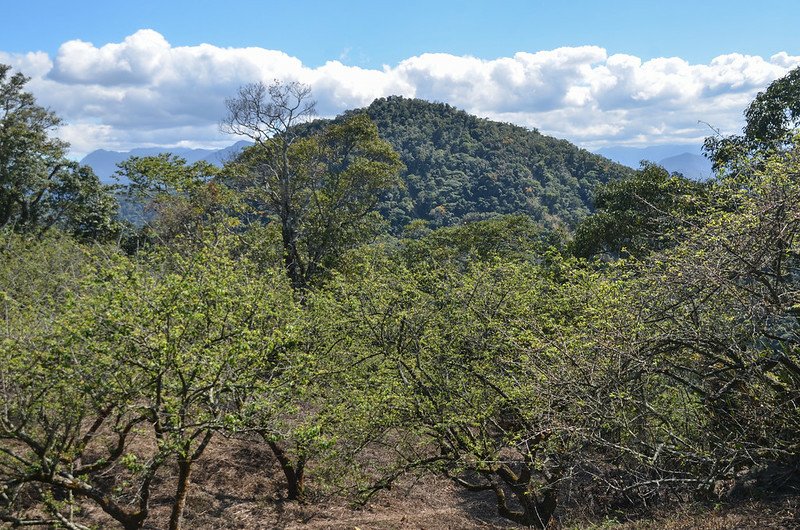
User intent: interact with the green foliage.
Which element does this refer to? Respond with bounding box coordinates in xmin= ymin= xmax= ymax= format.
xmin=572 ymin=163 xmax=708 ymax=259
xmin=308 ymin=243 xmax=627 ymax=527
xmin=588 ymin=145 xmax=800 ymax=495
xmin=81 ymin=235 xmax=298 ymax=424
xmin=0 ymin=64 xmax=118 ymax=240
xmin=0 ymin=231 xmax=119 ymax=526
xmin=398 ymin=214 xmax=558 ymax=268
xmin=322 ymin=97 xmax=634 ymax=231
xmin=115 ymin=153 xmax=243 ymax=251
xmin=231 ymin=110 xmax=404 ymax=290
xmin=119 ymin=152 xmax=219 ymax=195
xmin=744 ymin=66 xmax=800 ymax=147
xmin=705 ymin=66 xmax=800 ymax=169
xmin=0 ymin=232 xmax=300 ymax=529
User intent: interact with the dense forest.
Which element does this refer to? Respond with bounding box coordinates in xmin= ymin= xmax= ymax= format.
xmin=1 ymin=62 xmax=800 ymax=529
xmin=296 ymin=96 xmax=634 ymax=231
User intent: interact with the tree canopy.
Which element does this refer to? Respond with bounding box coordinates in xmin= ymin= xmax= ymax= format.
xmin=0 ymin=64 xmax=118 ymax=240
xmin=223 ymin=82 xmax=403 ymax=290
xmin=705 ymin=65 xmax=800 ymax=168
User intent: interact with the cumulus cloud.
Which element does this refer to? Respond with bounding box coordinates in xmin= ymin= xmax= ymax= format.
xmin=2 ymin=29 xmax=799 ymax=157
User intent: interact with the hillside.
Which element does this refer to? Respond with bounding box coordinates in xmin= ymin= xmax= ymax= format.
xmin=309 ymin=97 xmax=634 ymax=231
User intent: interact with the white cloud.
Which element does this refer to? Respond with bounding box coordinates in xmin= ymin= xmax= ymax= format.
xmin=2 ymin=29 xmax=799 ymax=158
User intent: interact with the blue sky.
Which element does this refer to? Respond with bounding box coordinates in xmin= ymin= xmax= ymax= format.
xmin=4 ymin=1 xmax=799 ymax=66
xmin=1 ymin=1 xmax=799 ymax=157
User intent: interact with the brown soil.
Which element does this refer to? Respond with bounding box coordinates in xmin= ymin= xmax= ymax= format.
xmin=60 ymin=437 xmax=800 ymax=529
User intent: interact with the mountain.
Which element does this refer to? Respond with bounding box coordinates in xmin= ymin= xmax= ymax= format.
xmin=201 ymin=140 xmax=253 ymax=166
xmin=87 ymin=99 xmax=634 ymax=231
xmin=596 ymin=144 xmax=701 ymax=168
xmin=338 ymin=97 xmax=634 ymax=230
xmin=657 ymin=153 xmax=713 ymax=180
xmin=595 ymin=144 xmax=713 ymax=180
xmin=81 ymin=141 xmax=251 ymax=183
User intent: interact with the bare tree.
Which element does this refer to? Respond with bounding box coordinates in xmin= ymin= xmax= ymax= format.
xmin=221 ymin=81 xmax=316 ymax=144
xmin=221 ymin=81 xmax=402 ymax=292
xmin=221 ymin=81 xmax=317 ymax=290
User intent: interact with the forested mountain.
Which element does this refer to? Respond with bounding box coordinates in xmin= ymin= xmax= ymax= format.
xmin=311 ymin=97 xmax=634 ymax=231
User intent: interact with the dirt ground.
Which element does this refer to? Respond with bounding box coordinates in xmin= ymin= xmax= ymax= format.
xmin=63 ymin=437 xmax=799 ymax=530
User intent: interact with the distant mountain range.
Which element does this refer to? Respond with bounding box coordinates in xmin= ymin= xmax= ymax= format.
xmin=596 ymin=145 xmax=713 ymax=180
xmin=81 ymin=140 xmax=252 ymax=183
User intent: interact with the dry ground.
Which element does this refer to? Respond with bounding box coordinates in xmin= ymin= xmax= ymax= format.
xmin=60 ymin=436 xmax=799 ymax=529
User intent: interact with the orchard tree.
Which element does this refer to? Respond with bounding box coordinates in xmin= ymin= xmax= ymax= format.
xmin=0 ymin=232 xmax=128 ymax=529
xmin=567 ymin=143 xmax=800 ymax=506
xmin=311 ymin=245 xmax=626 ymax=528
xmin=0 ymin=234 xmax=299 ymax=530
xmin=622 ymin=146 xmax=800 ymax=488
xmin=0 ymin=64 xmax=117 ymax=239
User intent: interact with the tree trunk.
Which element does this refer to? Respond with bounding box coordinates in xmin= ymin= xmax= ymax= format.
xmin=0 ymin=196 xmax=12 ymax=228
xmin=268 ymin=440 xmax=306 ymax=501
xmin=280 ymin=219 xmax=305 ymax=292
xmin=517 ymin=484 xmax=557 ymax=529
xmin=489 ymin=473 xmax=558 ymax=529
xmin=168 ymin=459 xmax=192 ymax=530
xmin=117 ymin=515 xmax=145 ymax=530
xmin=50 ymin=474 xmax=148 ymax=530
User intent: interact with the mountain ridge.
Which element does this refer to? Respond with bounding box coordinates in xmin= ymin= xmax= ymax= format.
xmin=81 ymin=141 xmax=252 ymax=183
xmin=596 ymin=144 xmax=713 ymax=179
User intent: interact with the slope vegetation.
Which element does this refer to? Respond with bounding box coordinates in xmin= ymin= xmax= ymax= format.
xmin=345 ymin=97 xmax=633 ymax=230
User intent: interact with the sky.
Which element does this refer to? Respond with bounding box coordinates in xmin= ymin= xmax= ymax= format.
xmin=1 ymin=0 xmax=799 ymax=158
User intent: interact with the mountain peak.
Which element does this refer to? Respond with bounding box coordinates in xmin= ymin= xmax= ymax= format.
xmin=334 ymin=96 xmax=635 ymax=229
